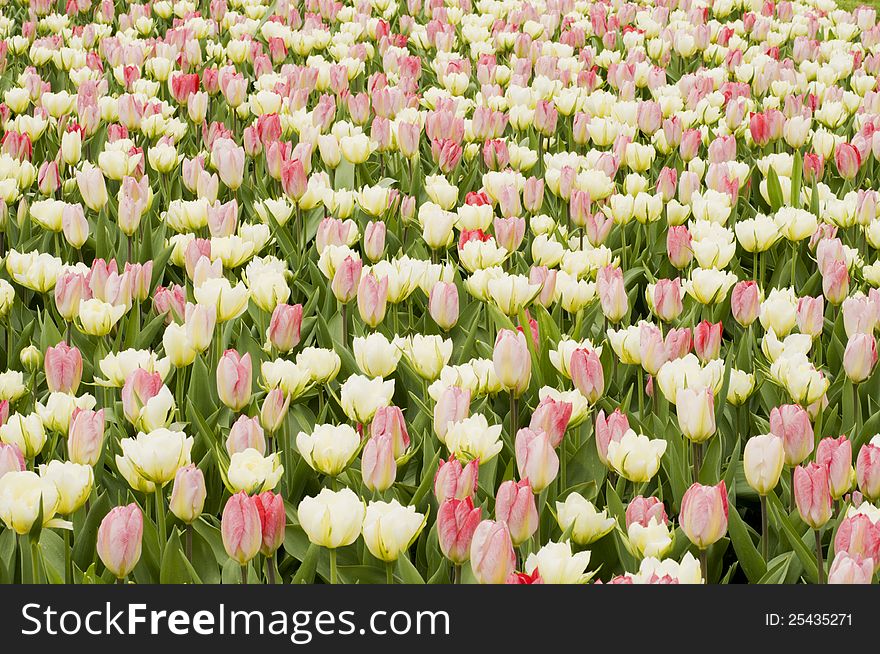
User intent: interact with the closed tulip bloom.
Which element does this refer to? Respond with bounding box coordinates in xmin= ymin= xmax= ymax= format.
xmin=667 ymin=226 xmax=693 ymax=269
xmin=75 ymin=163 xmax=108 ymax=211
xmin=769 ymin=404 xmax=814 ymax=466
xmin=254 ymin=491 xmax=286 ymax=556
xmin=835 ymin=142 xmax=861 ymax=180
xmin=693 ymin=321 xmax=723 ymax=363
xmin=794 ymin=463 xmax=833 ymax=529
xmin=797 ymin=296 xmax=825 ymax=338
xmin=731 ymin=281 xmax=761 ymax=326
xmin=119 ymin=429 xmax=193 ymax=486
xmin=370 ymin=405 xmax=410 ymax=458
xmin=844 ymin=333 xmax=877 ymax=383
xmin=626 ymin=496 xmax=668 ymax=529
xmin=297 ymin=488 xmax=365 ymax=549
xmin=528 ymin=396 xmax=572 ymax=448
xmin=597 ymin=265 xmax=627 ymax=323
xmin=822 ymin=259 xmax=849 ymax=305
xmin=438 ymin=497 xmax=482 ymax=565
xmin=570 ymin=347 xmax=604 ymax=403
xmin=428 ymin=281 xmax=459 ymax=331
xmin=0 ymin=413 xmax=47 ymax=459
xmin=857 ymin=442 xmax=880 ymax=500
xmin=827 ymin=552 xmax=874 ymax=584
xmin=743 ymin=434 xmax=785 ymax=495
xmin=495 ymin=479 xmax=539 ymax=545
xmin=226 ymin=415 xmax=266 ymax=455
xmin=817 ymin=436 xmax=854 ymax=499
xmin=514 ymin=429 xmax=558 ymax=493
xmin=221 ymin=491 xmax=262 ymax=566
xmin=44 ymin=342 xmax=82 ymax=394
xmin=259 ymin=388 xmax=290 ymax=435
xmin=493 ymin=329 xmax=531 ymax=396
xmin=649 ymin=278 xmax=684 ymax=322
xmin=676 ymin=387 xmax=716 ymax=443
xmin=62 ymin=203 xmax=89 ymax=248
xmin=217 ymin=350 xmax=252 ymax=411
xmin=433 ymin=386 xmax=471 ymax=443
xmin=0 ymin=442 xmax=24 ymax=479
xmin=96 ymin=504 xmax=143 ymax=579
xmin=434 ymin=456 xmax=478 ymax=504
xmin=363 ymin=499 xmax=426 ymax=563
xmin=470 ymin=520 xmax=517 ymax=584
xmin=330 ymin=256 xmax=362 ymax=303
xmin=395 ymin=335 xmax=453 ymax=381
xmin=169 ymin=464 xmax=206 ymax=524
xmin=638 ymin=322 xmax=667 ymax=376
xmin=834 ymin=514 xmax=880 ymax=568
xmin=362 ymin=433 xmax=396 ymax=492
xmin=556 ymin=493 xmax=615 ymax=545
xmin=680 ymin=482 xmax=729 ymax=549
xmin=267 ymin=303 xmax=302 ymax=353
xmin=77 ymin=298 xmax=125 ymax=336
xmin=595 ymin=408 xmax=630 ymax=465
xmin=39 ymin=460 xmax=93 ymax=515
xmin=68 ymin=408 xmax=105 ymax=466
xmin=606 ymin=430 xmax=667 ymax=482
xmin=354 ymin=333 xmax=402 ymax=378
xmin=357 ymin=272 xmax=389 ymax=327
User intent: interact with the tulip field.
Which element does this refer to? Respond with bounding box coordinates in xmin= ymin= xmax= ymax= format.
xmin=2 ymin=0 xmax=880 ymax=587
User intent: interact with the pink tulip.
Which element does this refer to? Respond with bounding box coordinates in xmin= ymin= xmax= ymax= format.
xmin=816 ymin=436 xmax=854 ymax=499
xmin=428 ymin=281 xmax=459 ymax=331
xmin=254 ymin=491 xmax=285 ymax=557
xmin=523 ymin=176 xmax=544 ymax=214
xmin=371 ymin=405 xmax=410 ymax=457
xmin=665 ymin=327 xmax=693 ymax=360
xmin=529 ymin=266 xmax=557 ymax=307
xmin=169 ymin=465 xmax=206 ymax=524
xmin=470 ymin=520 xmax=517 ymax=584
xmin=680 ymin=481 xmax=729 ymax=549
xmin=731 ymin=281 xmax=761 ymax=326
xmin=794 ymin=463 xmax=833 ymax=529
xmin=330 ymin=256 xmax=362 ymax=303
xmin=651 ymin=278 xmax=683 ymax=322
xmin=827 ymin=552 xmax=874 ymax=584
xmin=857 ymin=442 xmax=880 ymax=500
xmin=506 ymin=570 xmax=544 ymax=584
xmin=221 ymin=491 xmax=262 ymax=566
xmin=796 ymin=295 xmax=825 ymax=338
xmin=207 ymin=199 xmax=238 ymax=237
xmin=534 ymin=100 xmax=558 ymax=135
xmin=316 ymin=218 xmax=356 ymax=252
xmin=639 ymin=323 xmax=668 ymax=375
xmin=44 ymin=341 xmax=82 ymax=394
xmin=769 ymin=404 xmax=814 ymax=466
xmin=595 ymin=409 xmax=630 ymax=465
xmin=570 ymin=347 xmax=604 ymax=403
xmin=494 ymin=216 xmax=526 ymax=252
xmin=121 ymin=369 xmax=163 ymax=425
xmin=597 ymin=265 xmax=627 ymax=323
xmin=667 ymin=226 xmax=693 ymax=269
xmin=493 ymin=329 xmax=531 ymax=396
xmin=68 ymin=408 xmax=105 ymax=466
xmin=259 ymin=388 xmax=289 ymax=435
xmin=125 ymin=262 xmax=152 ymax=302
xmin=357 ymin=272 xmax=389 ymax=328
xmin=0 ymin=442 xmax=25 ymax=479
xmin=514 ymin=429 xmax=559 ymax=493
xmin=363 ymin=221 xmax=386 ymax=262
xmin=694 ymin=320 xmax=723 ymax=362
xmin=528 ymin=396 xmax=572 ymax=448
xmin=434 ymin=455 xmax=478 ymax=504
xmin=656 ymin=167 xmax=678 ymax=201
xmin=437 ymin=497 xmax=482 ymax=565
xmin=97 ymin=504 xmax=143 ymax=579
xmin=834 ymin=142 xmax=861 ymax=180
xmin=822 ymin=259 xmax=849 ymax=305
xmin=217 ymin=350 xmax=252 ymax=411
xmin=626 ymin=496 xmax=668 ymax=529
xmin=362 ymin=433 xmax=397 ymax=492
xmin=495 ymin=479 xmax=539 ymax=545
xmin=55 ymin=271 xmax=89 ymax=321
xmin=834 ymin=514 xmax=880 ymax=570
xmin=433 ymin=386 xmax=470 ymax=443
xmin=226 ymin=415 xmax=266 ymax=455
xmin=844 ymin=333 xmax=877 ymax=383
xmin=267 ymin=303 xmax=302 ymax=353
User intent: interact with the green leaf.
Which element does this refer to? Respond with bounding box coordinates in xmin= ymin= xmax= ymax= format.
xmin=727 ymin=505 xmax=766 ymax=582
xmin=396 ymin=552 xmax=425 ymax=584
xmin=766 ymin=491 xmax=818 ymax=583
xmin=160 ymin=529 xmax=196 ymax=583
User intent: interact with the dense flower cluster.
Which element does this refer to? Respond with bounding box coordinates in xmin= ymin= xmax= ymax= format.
xmin=0 ymin=0 xmax=878 ymax=585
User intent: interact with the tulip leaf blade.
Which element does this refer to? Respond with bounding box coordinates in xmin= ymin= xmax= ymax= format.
xmin=766 ymin=491 xmax=818 ymax=583
xmin=726 ymin=504 xmax=766 ymax=582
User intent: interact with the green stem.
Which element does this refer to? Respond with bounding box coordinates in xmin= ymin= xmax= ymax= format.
xmin=693 ymin=440 xmax=703 ymax=484
xmin=64 ymin=529 xmax=72 ymax=584
xmin=453 ymin=564 xmax=462 ymax=585
xmin=240 ymin=564 xmax=248 ymax=585
xmin=815 ymin=530 xmax=824 ymax=585
xmin=155 ymin=489 xmax=166 ymax=558
xmin=329 ymin=548 xmax=338 ymax=584
xmin=699 ymin=548 xmax=708 ymax=584
xmin=386 ymin=561 xmax=394 ymax=584
xmin=760 ymin=494 xmax=769 ymax=562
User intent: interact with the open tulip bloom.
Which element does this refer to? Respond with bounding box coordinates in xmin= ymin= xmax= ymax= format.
xmin=0 ymin=0 xmax=878 ymax=589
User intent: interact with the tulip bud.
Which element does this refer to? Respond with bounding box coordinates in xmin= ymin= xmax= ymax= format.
xmin=495 ymin=479 xmax=539 ymax=545
xmin=428 ymin=281 xmax=459 ymax=331
xmin=595 ymin=408 xmax=630 ymax=465
xmin=857 ymin=441 xmax=880 ymax=501
xmin=528 ymin=396 xmax=572 ymax=448
xmin=438 ymin=497 xmax=482 ymax=565
xmin=514 ymin=428 xmax=559 ymax=493
xmin=470 ymin=520 xmax=517 ymax=584
xmin=493 ymin=329 xmax=531 ymax=397
xmin=226 ymin=415 xmax=266 ymax=455
xmin=216 ymin=350 xmax=252 ymax=411
xmin=362 ymin=433 xmax=396 ymax=492
xmin=667 ymin=226 xmax=693 ymax=268
xmin=844 ymin=333 xmax=878 ymax=383
xmin=363 ymin=499 xmax=426 ymax=563
xmin=570 ymin=347 xmax=604 ymax=404
xmin=833 ymin=514 xmax=880 ymax=569
xmin=769 ymin=404 xmax=814 ymax=466
xmin=794 ymin=463 xmax=833 ymax=529
xmin=827 ymin=552 xmax=874 ymax=584
xmin=676 ymin=387 xmax=716 ymax=443
xmin=97 ymin=504 xmax=143 ymax=579
xmin=221 ymin=491 xmax=262 ymax=566
xmin=680 ymin=481 xmax=729 ymax=549
xmin=169 ymin=464 xmax=206 ymax=524
xmin=693 ymin=321 xmax=723 ymax=362
xmin=743 ymin=433 xmax=785 ymax=495
xmin=267 ymin=303 xmax=302 ymax=353
xmin=597 ymin=265 xmax=627 ymax=323
xmin=433 ymin=386 xmax=471 ymax=442
xmin=371 ymin=405 xmax=410 ymax=457
xmin=816 ymin=436 xmax=854 ymax=500
xmin=731 ymin=281 xmax=761 ymax=327
xmin=259 ymin=388 xmax=290 ymax=435
xmin=44 ymin=342 xmax=82 ymax=394
xmin=796 ymin=295 xmax=824 ymax=338
xmin=626 ymin=496 xmax=668 ymax=529
xmin=331 ymin=256 xmax=362 ymax=303
xmin=357 ymin=272 xmax=388 ymax=327
xmin=363 ymin=221 xmax=386 ymax=262
xmin=254 ymin=491 xmax=285 ymax=556
xmin=68 ymin=408 xmax=104 ymax=466
xmin=0 ymin=442 xmax=25 ymax=478
xmin=434 ymin=455 xmax=478 ymax=504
